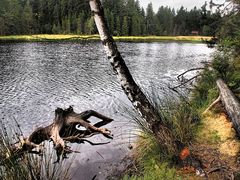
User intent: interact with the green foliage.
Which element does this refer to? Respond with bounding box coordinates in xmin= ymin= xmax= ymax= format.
xmin=123 ymin=133 xmax=181 ymax=180
xmin=191 ymin=68 xmax=218 ymax=109
xmin=209 ymin=130 xmax=221 ymax=143
xmin=123 ymin=162 xmax=179 ymax=180
xmin=212 ymin=53 xmax=231 ymax=80
xmin=211 ymin=52 xmax=240 ymax=90
xmin=124 ymin=90 xmax=199 ymax=179
xmin=0 ymin=0 xmax=222 ymax=36
xmin=151 ymin=94 xmax=200 ymax=147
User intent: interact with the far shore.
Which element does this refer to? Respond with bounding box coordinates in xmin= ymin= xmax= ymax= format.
xmin=0 ymin=34 xmax=212 ymax=43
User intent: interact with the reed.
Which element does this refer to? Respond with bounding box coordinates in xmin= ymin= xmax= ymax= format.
xmin=0 ymin=119 xmax=74 ymax=180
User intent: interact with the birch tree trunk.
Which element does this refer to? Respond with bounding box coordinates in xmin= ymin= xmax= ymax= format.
xmin=89 ymin=0 xmax=158 ymax=126
xmin=88 ymin=0 xmax=178 ymax=153
xmin=87 ymin=2 xmax=209 ymax=174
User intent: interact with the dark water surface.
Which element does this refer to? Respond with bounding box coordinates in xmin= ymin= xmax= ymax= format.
xmin=0 ymin=42 xmax=214 ymax=179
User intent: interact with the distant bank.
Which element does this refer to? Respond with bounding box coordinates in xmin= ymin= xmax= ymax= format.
xmin=0 ymin=34 xmax=212 ymax=43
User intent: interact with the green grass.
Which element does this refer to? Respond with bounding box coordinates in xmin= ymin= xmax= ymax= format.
xmin=0 ymin=120 xmax=74 ymax=180
xmin=114 ymin=35 xmax=211 ymax=42
xmin=123 ymin=91 xmax=199 ymax=179
xmin=123 ymin=133 xmax=181 ymax=180
xmin=0 ymin=34 xmax=100 ymax=42
xmin=0 ymin=34 xmax=212 ymax=43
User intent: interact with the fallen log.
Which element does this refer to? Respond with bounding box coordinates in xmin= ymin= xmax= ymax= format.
xmin=4 ymin=106 xmax=113 ymax=163
xmin=216 ymin=78 xmax=240 ymax=135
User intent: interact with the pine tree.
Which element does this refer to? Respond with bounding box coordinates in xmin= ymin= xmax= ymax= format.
xmin=146 ymin=2 xmax=156 ymax=35
xmin=122 ymin=16 xmax=128 ymax=36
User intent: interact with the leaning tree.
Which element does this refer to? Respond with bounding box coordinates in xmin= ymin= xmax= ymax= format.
xmin=89 ymin=0 xmax=198 ymax=162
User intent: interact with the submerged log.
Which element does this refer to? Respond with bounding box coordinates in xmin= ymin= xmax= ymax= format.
xmin=7 ymin=106 xmax=113 ymax=163
xmin=216 ymin=78 xmax=240 ymax=135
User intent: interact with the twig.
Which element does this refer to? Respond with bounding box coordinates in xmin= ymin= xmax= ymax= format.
xmin=207 ymin=166 xmax=227 ymax=174
xmin=203 ymin=96 xmax=221 ymax=114
xmin=177 ymin=68 xmax=204 ymax=81
xmin=169 ymin=75 xmax=201 ymax=90
xmin=96 ymin=151 xmax=105 ymax=159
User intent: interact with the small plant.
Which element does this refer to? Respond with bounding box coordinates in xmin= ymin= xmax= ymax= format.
xmin=147 ymin=91 xmax=200 ymax=154
xmin=209 ymin=130 xmax=221 ymax=144
xmin=212 ymin=52 xmax=231 ymax=80
xmin=123 ymin=133 xmax=180 ymax=180
xmin=191 ymin=68 xmax=218 ymax=110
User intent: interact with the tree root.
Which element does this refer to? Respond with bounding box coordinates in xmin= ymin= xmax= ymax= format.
xmin=6 ymin=106 xmax=113 ymax=163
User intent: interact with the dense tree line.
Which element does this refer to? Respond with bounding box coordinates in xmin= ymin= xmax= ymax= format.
xmin=0 ymin=0 xmax=222 ymax=36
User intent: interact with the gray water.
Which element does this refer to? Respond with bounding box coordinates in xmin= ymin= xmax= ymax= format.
xmin=0 ymin=41 xmax=214 ymax=179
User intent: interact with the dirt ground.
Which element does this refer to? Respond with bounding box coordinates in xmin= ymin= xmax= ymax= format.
xmin=183 ymin=107 xmax=240 ymax=179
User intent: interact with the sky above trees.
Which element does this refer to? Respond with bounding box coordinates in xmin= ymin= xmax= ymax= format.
xmin=139 ymin=0 xmax=225 ymax=12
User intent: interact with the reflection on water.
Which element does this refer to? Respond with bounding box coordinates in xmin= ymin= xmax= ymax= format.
xmin=0 ymin=41 xmax=214 ymax=179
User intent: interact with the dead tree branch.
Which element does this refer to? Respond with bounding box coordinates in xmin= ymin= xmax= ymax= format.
xmin=177 ymin=68 xmax=205 ymax=81
xmin=170 ymin=74 xmax=201 ymax=91
xmin=169 ymin=67 xmax=206 ymax=91
xmin=203 ymin=96 xmax=221 ymax=114
xmin=5 ymin=106 xmax=113 ymax=163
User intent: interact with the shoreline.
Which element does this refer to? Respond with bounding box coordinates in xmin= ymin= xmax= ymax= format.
xmin=0 ymin=34 xmax=212 ymax=43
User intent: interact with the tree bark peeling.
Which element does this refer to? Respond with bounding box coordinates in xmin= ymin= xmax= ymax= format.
xmin=89 ymin=0 xmax=160 ymax=128
xmin=216 ymin=78 xmax=240 ymax=135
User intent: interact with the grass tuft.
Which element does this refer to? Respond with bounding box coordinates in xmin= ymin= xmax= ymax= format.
xmin=0 ymin=119 xmax=74 ymax=180
xmin=124 ymin=89 xmax=199 ymax=179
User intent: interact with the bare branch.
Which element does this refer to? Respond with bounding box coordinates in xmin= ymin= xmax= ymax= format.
xmin=169 ymin=74 xmax=201 ymax=90
xmin=6 ymin=106 xmax=113 ymax=163
xmin=177 ymin=68 xmax=205 ymax=81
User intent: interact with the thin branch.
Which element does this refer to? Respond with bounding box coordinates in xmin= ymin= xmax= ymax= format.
xmin=169 ymin=74 xmax=201 ymax=90
xmin=177 ymin=68 xmax=205 ymax=81
xmin=203 ymin=96 xmax=221 ymax=114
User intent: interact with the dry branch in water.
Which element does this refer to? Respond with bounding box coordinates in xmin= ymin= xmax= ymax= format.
xmin=169 ymin=67 xmax=205 ymax=91
xmin=6 ymin=106 xmax=113 ymax=163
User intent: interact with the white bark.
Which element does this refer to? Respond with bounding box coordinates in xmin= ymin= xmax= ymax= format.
xmin=89 ymin=0 xmax=159 ymax=127
xmin=216 ymin=78 xmax=240 ymax=135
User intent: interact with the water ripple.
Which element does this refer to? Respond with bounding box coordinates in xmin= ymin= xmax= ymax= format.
xmin=0 ymin=41 xmax=214 ymax=179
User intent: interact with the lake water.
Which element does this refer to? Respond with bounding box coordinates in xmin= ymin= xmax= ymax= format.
xmin=0 ymin=41 xmax=214 ymax=179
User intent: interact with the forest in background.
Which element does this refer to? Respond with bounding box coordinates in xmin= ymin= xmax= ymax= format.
xmin=0 ymin=0 xmax=222 ymax=36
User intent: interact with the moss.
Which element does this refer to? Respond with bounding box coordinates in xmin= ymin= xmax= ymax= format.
xmin=198 ymin=111 xmax=240 ymax=156
xmin=124 ymin=134 xmax=181 ymax=180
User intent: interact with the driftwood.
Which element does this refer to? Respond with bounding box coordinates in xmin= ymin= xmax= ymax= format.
xmin=7 ymin=106 xmax=113 ymax=163
xmin=216 ymin=78 xmax=240 ymax=135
